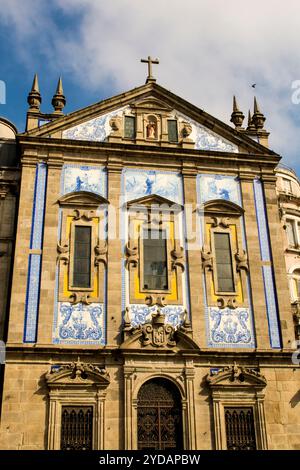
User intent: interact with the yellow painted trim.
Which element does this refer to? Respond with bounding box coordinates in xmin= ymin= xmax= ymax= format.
xmin=207 ymin=222 xmax=243 ymax=303
xmin=63 ymin=216 xmax=99 ymax=297
xmin=133 ymin=219 xmax=178 ymax=300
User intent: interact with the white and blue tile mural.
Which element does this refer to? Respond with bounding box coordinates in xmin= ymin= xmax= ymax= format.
xmin=61 ymin=164 xmax=107 ymax=196
xmin=52 ymin=164 xmax=108 ymax=345
xmin=127 ymin=304 xmax=185 ymax=329
xmin=62 ymin=106 xmax=129 ymax=142
xmin=24 ymin=162 xmax=47 ymax=343
xmin=206 ymin=307 xmax=255 ymax=348
xmin=53 ymin=302 xmax=105 ymax=345
xmin=197 ymin=173 xmax=241 ymax=205
xmin=62 ymin=102 xmax=238 ymax=153
xmin=173 ymin=110 xmax=238 ymax=153
xmin=123 ymin=168 xmax=183 ymax=204
xmin=253 ymin=178 xmax=281 ymax=348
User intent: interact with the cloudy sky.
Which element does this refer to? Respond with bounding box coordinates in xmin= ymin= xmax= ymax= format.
xmin=1 ymin=0 xmax=300 ymax=173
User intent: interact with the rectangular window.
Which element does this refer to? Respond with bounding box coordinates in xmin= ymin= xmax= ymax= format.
xmin=286 ymin=220 xmax=296 ymax=247
xmin=283 ymin=178 xmax=292 ymax=193
xmin=214 ymin=232 xmax=235 ymax=292
xmin=143 ymin=229 xmax=168 ymax=290
xmin=73 ymin=226 xmax=91 ymax=288
xmin=61 ymin=406 xmax=93 ymax=450
xmin=167 ymin=120 xmax=178 ymax=142
xmin=225 ymin=407 xmax=256 ymax=450
xmin=124 ymin=116 xmax=135 ymax=139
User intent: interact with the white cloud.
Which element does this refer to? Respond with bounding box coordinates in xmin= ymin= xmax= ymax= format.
xmin=1 ymin=0 xmax=300 ymax=168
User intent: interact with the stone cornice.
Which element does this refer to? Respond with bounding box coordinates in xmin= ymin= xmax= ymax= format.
xmin=17 ymin=136 xmax=280 ymax=173
xmin=4 ymin=344 xmax=297 ymax=366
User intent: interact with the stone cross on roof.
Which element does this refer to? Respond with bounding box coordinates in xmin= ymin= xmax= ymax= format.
xmin=141 ymin=56 xmax=159 ymax=83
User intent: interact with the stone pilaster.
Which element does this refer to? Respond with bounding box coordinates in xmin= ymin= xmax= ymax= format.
xmin=240 ymin=177 xmax=271 ymax=349
xmin=182 ymin=169 xmax=205 ymax=347
xmin=263 ymin=178 xmax=295 ymax=348
xmin=106 ymin=161 xmax=123 ymax=346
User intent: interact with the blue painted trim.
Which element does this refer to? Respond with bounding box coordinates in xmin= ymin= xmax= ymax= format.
xmin=253 ymin=178 xmax=282 ymax=348
xmin=24 ymin=163 xmax=48 ymax=343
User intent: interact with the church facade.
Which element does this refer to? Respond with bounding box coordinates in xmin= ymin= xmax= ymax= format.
xmin=0 ymin=64 xmax=299 ymax=450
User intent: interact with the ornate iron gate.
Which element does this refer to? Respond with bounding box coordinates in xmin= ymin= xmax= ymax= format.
xmin=61 ymin=406 xmax=93 ymax=450
xmin=225 ymin=407 xmax=257 ymax=450
xmin=137 ymin=378 xmax=183 ymax=450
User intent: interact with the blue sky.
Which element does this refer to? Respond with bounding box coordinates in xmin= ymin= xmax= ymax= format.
xmin=1 ymin=0 xmax=300 ymax=174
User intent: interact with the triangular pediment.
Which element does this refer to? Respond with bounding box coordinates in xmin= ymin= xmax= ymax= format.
xmin=21 ymin=82 xmax=277 ymax=155
xmin=57 ymin=191 xmax=109 ymax=208
xmin=200 ymin=199 xmax=244 ymax=216
xmin=126 ymin=193 xmax=182 ymax=210
xmin=206 ymin=364 xmax=267 ymax=389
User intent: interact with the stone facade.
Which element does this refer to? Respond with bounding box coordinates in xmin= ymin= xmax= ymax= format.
xmin=0 ymin=78 xmax=299 ymax=450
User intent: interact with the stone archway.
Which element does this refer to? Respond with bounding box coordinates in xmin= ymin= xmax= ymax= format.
xmin=137 ymin=378 xmax=183 ymax=450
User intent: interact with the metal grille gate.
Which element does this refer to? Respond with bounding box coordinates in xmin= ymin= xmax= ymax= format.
xmin=137 ymin=378 xmax=183 ymax=450
xmin=225 ymin=407 xmax=257 ymax=450
xmin=61 ymin=406 xmax=93 ymax=450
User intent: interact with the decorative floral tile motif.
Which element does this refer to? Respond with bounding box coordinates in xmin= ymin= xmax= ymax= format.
xmin=197 ymin=173 xmax=241 ymax=205
xmin=53 ymin=302 xmax=105 ymax=345
xmin=127 ymin=304 xmax=185 ymax=329
xmin=206 ymin=307 xmax=255 ymax=348
xmin=123 ymin=169 xmax=183 ymax=204
xmin=61 ymin=164 xmax=107 ymax=196
xmin=62 ymin=107 xmax=128 ymax=141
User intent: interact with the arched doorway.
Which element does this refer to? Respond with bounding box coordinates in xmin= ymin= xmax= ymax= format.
xmin=137 ymin=378 xmax=183 ymax=450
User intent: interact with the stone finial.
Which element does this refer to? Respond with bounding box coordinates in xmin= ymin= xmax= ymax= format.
xmin=27 ymin=73 xmax=42 ymax=111
xmin=246 ymin=110 xmax=255 ymax=131
xmin=252 ymin=96 xmax=266 ymax=129
xmin=52 ymin=77 xmax=66 ymax=114
xmin=230 ymin=95 xmax=245 ymax=129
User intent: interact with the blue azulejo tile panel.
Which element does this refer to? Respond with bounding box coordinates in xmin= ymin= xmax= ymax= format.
xmin=61 ymin=164 xmax=107 ymax=196
xmin=53 ymin=302 xmax=105 ymax=345
xmin=196 ymin=174 xmax=241 ymax=206
xmin=253 ymin=178 xmax=271 ymax=261
xmin=253 ymin=178 xmax=281 ymax=348
xmin=173 ymin=110 xmax=238 ymax=153
xmin=262 ymin=265 xmax=281 ymax=348
xmin=123 ymin=169 xmax=183 ymax=204
xmin=206 ymin=306 xmax=255 ymax=348
xmin=127 ymin=304 xmax=185 ymax=329
xmin=195 ymin=125 xmax=238 ymax=153
xmin=24 ymin=254 xmax=43 ymax=342
xmin=62 ymin=107 xmax=129 ymax=141
xmin=31 ymin=162 xmax=48 ymax=250
xmin=24 ymin=163 xmax=48 ymax=343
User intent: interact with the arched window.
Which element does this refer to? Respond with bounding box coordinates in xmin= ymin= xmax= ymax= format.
xmin=291 ymin=268 xmax=300 ymax=300
xmin=137 ymin=378 xmax=183 ymax=450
